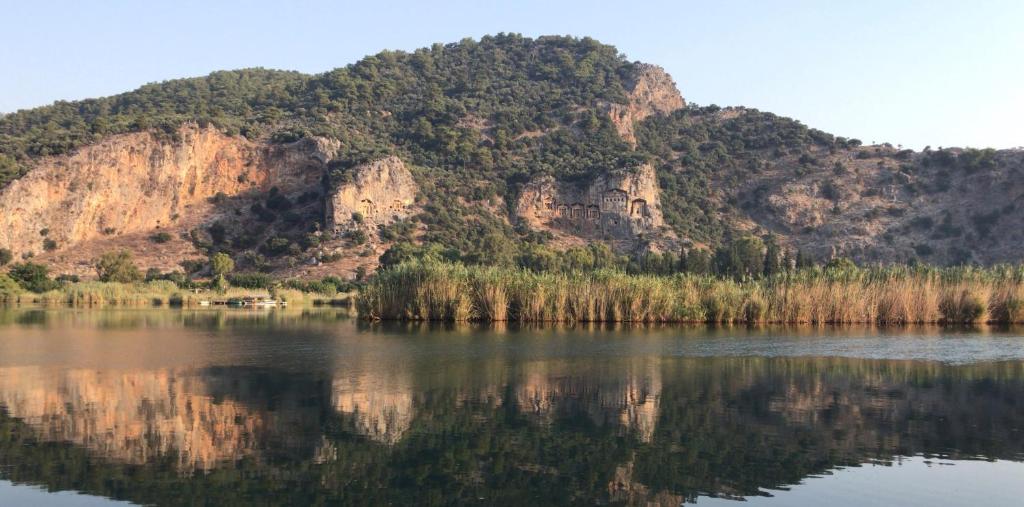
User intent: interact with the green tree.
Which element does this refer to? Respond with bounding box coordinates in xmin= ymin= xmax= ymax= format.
xmin=379 ymin=242 xmax=421 ymax=269
xmin=565 ymin=247 xmax=596 ymax=272
xmin=210 ymin=252 xmax=235 ymax=277
xmin=714 ymin=236 xmax=764 ymax=279
xmin=682 ymin=248 xmax=712 ymax=275
xmin=7 ymin=262 xmax=58 ymax=292
xmin=825 ymin=257 xmax=857 ymax=271
xmin=95 ymin=250 xmax=142 ymax=283
xmin=516 ymin=244 xmax=562 ymax=272
xmin=0 ymin=273 xmax=21 ymax=296
xmin=795 ymin=249 xmax=815 ymax=269
xmin=763 ymin=236 xmax=783 ymax=277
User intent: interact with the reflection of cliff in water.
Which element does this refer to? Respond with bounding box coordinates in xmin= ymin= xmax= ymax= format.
xmin=0 ymin=357 xmax=1023 ymax=505
xmin=0 ymin=366 xmax=327 ymax=471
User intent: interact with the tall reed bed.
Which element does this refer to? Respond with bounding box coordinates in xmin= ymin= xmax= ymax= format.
xmin=357 ymin=261 xmax=1024 ymax=324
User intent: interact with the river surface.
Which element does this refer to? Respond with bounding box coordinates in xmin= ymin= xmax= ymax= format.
xmin=0 ymin=308 xmax=1022 ymax=506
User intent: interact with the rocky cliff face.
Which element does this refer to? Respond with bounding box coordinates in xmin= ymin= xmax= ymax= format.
xmin=0 ymin=126 xmax=330 ymax=259
xmin=325 ymin=156 xmax=418 ymax=237
xmin=719 ymin=143 xmax=1024 ymax=264
xmin=605 ymin=64 xmax=685 ymax=145
xmin=516 ymin=163 xmax=674 ymax=251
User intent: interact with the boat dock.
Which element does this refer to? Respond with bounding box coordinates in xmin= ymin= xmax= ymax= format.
xmin=197 ymin=296 xmax=286 ymax=308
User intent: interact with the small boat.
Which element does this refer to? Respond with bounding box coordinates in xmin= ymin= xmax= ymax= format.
xmin=251 ymin=298 xmax=278 ymax=308
xmin=226 ymin=295 xmax=280 ymax=308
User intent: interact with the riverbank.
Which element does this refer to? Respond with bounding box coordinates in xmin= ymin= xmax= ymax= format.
xmin=0 ymin=280 xmax=355 ymax=308
xmin=357 ymin=261 xmax=1024 ymax=324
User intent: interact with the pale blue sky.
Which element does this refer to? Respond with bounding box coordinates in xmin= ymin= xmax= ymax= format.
xmin=2 ymin=0 xmax=1021 ymax=149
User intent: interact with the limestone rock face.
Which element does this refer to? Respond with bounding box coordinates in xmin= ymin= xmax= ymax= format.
xmin=325 ymin=156 xmax=418 ymax=236
xmin=0 ymin=126 xmax=328 ymax=257
xmin=606 ymin=64 xmax=685 ymax=145
xmin=515 ymin=163 xmax=668 ymax=248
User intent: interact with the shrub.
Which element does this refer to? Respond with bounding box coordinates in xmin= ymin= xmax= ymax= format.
xmin=348 ymin=229 xmax=368 ymax=245
xmin=145 ymin=267 xmax=163 ymax=281
xmin=228 ymin=272 xmax=273 ymax=289
xmin=208 ymin=222 xmax=227 ymax=244
xmin=909 ymin=216 xmax=934 ymax=230
xmin=250 ymin=203 xmax=276 ymax=222
xmin=264 ymin=236 xmax=292 ymax=256
xmin=95 ymin=250 xmax=143 ymax=283
xmin=0 ymin=273 xmax=21 ymax=297
xmin=55 ymin=273 xmax=80 ymax=284
xmin=820 ymin=181 xmax=840 ymax=201
xmin=266 ymin=187 xmax=293 ymax=211
xmin=149 ymin=232 xmax=173 ymax=243
xmin=0 ymin=248 xmax=12 ymax=266
xmin=42 ymin=238 xmax=58 ymax=251
xmin=180 ymin=259 xmax=205 ymax=274
xmin=824 ymin=257 xmax=856 ymax=271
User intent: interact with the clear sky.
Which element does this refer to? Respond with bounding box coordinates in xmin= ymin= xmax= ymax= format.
xmin=2 ymin=0 xmax=1021 ymax=150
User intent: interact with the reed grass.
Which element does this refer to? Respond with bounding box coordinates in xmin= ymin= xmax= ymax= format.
xmin=4 ymin=281 xmax=303 ymax=308
xmin=357 ymin=261 xmax=1024 ymax=324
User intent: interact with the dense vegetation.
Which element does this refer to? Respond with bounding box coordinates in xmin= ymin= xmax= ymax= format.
xmin=359 ymin=260 xmax=1024 ymax=324
xmin=3 ymin=34 xmax=1018 ymax=269
xmin=1 ymin=34 xmax=652 ymax=264
xmin=0 ymin=250 xmax=357 ymax=306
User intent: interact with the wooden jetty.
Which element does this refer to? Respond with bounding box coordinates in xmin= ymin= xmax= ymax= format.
xmin=197 ymin=295 xmax=287 ymax=308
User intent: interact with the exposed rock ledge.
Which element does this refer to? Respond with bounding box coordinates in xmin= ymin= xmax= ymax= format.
xmin=605 ymin=64 xmax=685 ymax=145
xmin=325 ymin=156 xmax=418 ymax=237
xmin=516 ymin=163 xmax=674 ymax=251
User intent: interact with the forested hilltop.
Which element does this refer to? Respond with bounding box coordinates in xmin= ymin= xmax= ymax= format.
xmin=1 ymin=34 xmax=1022 ymax=287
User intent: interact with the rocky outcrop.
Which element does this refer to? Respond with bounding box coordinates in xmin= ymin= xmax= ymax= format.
xmin=516 ymin=163 xmax=671 ymax=250
xmin=605 ymin=64 xmax=685 ymax=145
xmin=325 ymin=156 xmax=418 ymax=236
xmin=0 ymin=126 xmax=330 ymax=258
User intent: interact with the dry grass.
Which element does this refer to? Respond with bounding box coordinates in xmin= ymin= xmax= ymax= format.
xmin=358 ymin=261 xmax=1024 ymax=324
xmin=3 ymin=281 xmax=304 ymax=308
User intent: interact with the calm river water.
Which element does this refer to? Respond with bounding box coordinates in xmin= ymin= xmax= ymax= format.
xmin=0 ymin=308 xmax=1022 ymax=506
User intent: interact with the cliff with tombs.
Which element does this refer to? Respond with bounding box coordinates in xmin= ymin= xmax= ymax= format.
xmin=515 ymin=162 xmax=677 ymax=252
xmin=325 ymin=156 xmax=418 ymax=237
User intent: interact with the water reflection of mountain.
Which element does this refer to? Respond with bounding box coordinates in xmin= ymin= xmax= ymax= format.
xmin=0 ymin=357 xmax=1023 ymax=505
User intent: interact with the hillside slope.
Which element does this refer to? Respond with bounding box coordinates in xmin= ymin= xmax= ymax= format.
xmin=0 ymin=34 xmax=1021 ymax=279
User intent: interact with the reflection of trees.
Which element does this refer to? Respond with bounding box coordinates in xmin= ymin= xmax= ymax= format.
xmin=0 ymin=358 xmax=1022 ymax=505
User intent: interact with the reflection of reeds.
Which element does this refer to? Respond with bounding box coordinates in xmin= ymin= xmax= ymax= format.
xmin=357 ymin=262 xmax=1024 ymax=324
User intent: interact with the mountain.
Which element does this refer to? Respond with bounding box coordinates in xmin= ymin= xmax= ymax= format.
xmin=1 ymin=34 xmax=1022 ymax=280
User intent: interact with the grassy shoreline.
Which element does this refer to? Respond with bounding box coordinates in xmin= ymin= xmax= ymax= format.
xmin=357 ymin=261 xmax=1024 ymax=324
xmin=0 ymin=280 xmax=353 ymax=308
